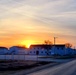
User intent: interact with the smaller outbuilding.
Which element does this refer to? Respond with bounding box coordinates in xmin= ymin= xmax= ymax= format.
xmin=9 ymin=46 xmax=28 ymax=54
xmin=0 ymin=47 xmax=8 ymax=55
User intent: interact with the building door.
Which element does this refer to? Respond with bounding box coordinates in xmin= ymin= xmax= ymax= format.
xmin=36 ymin=51 xmax=39 ymax=55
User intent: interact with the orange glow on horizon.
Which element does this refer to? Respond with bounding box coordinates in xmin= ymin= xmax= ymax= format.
xmin=20 ymin=40 xmax=36 ymax=48
xmin=0 ymin=33 xmax=75 ymax=48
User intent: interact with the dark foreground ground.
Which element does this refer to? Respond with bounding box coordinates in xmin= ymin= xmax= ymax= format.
xmin=28 ymin=59 xmax=76 ymax=75
xmin=0 ymin=60 xmax=56 ymax=75
xmin=0 ymin=58 xmax=75 ymax=75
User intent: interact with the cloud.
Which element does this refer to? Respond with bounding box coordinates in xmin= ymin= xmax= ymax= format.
xmin=0 ymin=0 xmax=76 ymax=46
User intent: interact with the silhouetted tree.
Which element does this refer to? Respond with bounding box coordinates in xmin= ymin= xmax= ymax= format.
xmin=44 ymin=40 xmax=52 ymax=45
xmin=44 ymin=40 xmax=52 ymax=55
xmin=65 ymin=43 xmax=72 ymax=48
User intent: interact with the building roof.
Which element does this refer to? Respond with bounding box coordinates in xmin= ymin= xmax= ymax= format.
xmin=10 ymin=46 xmax=26 ymax=49
xmin=53 ymin=44 xmax=65 ymax=47
xmin=30 ymin=44 xmax=52 ymax=49
xmin=0 ymin=47 xmax=8 ymax=49
xmin=30 ymin=44 xmax=65 ymax=49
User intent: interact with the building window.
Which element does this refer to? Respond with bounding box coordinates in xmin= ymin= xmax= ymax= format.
xmin=41 ymin=51 xmax=43 ymax=53
xmin=30 ymin=51 xmax=32 ymax=53
xmin=44 ymin=51 xmax=46 ymax=53
xmin=34 ymin=48 xmax=35 ymax=49
xmin=62 ymin=48 xmax=64 ymax=50
xmin=57 ymin=47 xmax=59 ymax=50
xmin=37 ymin=48 xmax=39 ymax=49
xmin=48 ymin=48 xmax=51 ymax=49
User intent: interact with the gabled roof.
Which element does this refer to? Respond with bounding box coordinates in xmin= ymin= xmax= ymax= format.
xmin=0 ymin=47 xmax=8 ymax=49
xmin=10 ymin=46 xmax=26 ymax=49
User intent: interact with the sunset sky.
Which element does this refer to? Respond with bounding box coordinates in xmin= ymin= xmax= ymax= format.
xmin=0 ymin=0 xmax=76 ymax=48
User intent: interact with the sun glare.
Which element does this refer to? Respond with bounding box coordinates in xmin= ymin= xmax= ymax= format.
xmin=21 ymin=40 xmax=35 ymax=48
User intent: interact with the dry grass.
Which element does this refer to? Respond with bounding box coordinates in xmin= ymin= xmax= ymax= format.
xmin=0 ymin=60 xmax=37 ymax=75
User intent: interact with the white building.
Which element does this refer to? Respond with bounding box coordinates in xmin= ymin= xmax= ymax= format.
xmin=9 ymin=46 xmax=28 ymax=55
xmin=28 ymin=44 xmax=76 ymax=56
xmin=0 ymin=47 xmax=8 ymax=55
xmin=28 ymin=45 xmax=52 ymax=56
xmin=8 ymin=44 xmax=76 ymax=56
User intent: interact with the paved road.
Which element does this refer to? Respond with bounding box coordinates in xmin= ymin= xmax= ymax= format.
xmin=28 ymin=59 xmax=76 ymax=75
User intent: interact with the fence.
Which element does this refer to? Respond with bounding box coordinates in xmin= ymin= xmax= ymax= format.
xmin=0 ymin=55 xmax=38 ymax=61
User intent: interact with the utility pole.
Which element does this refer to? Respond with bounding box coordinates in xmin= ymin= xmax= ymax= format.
xmin=54 ymin=37 xmax=57 ymax=45
xmin=54 ymin=37 xmax=57 ymax=55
